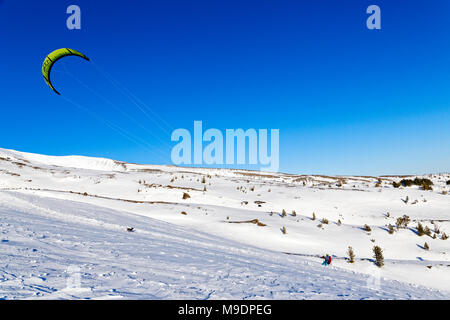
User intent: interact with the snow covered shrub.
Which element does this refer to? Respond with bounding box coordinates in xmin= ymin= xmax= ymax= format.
xmin=347 ymin=246 xmax=355 ymax=263
xmin=388 ymin=224 xmax=395 ymax=234
xmin=414 ymin=178 xmax=433 ymax=187
xmin=392 ymin=181 xmax=401 ymax=188
xmin=182 ymin=192 xmax=190 ymax=200
xmin=281 ymin=226 xmax=287 ymax=234
xmin=312 ymin=212 xmax=316 ymax=220
xmin=337 ymin=219 xmax=342 ymax=226
xmin=396 ymin=215 xmax=410 ymax=229
xmin=421 ymin=183 xmax=433 ymax=191
xmin=424 ymin=226 xmax=431 ymax=236
xmin=400 ymin=178 xmax=433 ymax=188
xmin=321 ymin=218 xmax=329 ymax=224
xmin=364 ymin=224 xmax=371 ymax=232
xmin=292 ymin=210 xmax=296 ymax=217
xmin=373 ymin=246 xmax=384 ymax=267
xmin=281 ymin=209 xmax=287 ymax=217
xmin=442 ymin=233 xmax=449 ymax=240
xmin=424 ymin=242 xmax=429 ymax=250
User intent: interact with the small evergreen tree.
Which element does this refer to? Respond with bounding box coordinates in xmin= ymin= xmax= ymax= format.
xmin=373 ymin=246 xmax=384 ymax=268
xmin=417 ymin=222 xmax=425 ymax=236
xmin=434 ymin=224 xmax=441 ymax=234
xmin=347 ymin=246 xmax=355 ymax=263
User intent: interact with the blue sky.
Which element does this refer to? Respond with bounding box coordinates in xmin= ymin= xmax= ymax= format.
xmin=1 ymin=0 xmax=449 ymax=175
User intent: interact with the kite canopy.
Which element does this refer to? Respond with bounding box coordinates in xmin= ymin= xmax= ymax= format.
xmin=42 ymin=48 xmax=89 ymax=95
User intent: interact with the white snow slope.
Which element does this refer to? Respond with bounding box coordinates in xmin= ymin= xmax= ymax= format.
xmin=0 ymin=147 xmax=449 ymax=299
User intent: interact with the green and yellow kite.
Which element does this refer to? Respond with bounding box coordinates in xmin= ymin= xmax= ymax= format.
xmin=42 ymin=48 xmax=89 ymax=95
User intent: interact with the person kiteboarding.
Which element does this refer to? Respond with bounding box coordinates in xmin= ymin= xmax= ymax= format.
xmin=321 ymin=254 xmax=332 ymax=266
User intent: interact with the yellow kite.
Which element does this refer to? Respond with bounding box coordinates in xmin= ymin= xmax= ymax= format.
xmin=42 ymin=48 xmax=89 ymax=95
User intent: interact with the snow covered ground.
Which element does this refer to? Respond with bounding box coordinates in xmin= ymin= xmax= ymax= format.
xmin=0 ymin=147 xmax=449 ymax=299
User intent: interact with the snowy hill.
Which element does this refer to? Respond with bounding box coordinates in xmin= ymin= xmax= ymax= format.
xmin=0 ymin=147 xmax=449 ymax=299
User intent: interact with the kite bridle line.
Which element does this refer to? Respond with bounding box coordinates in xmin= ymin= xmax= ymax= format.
xmin=90 ymin=62 xmax=174 ymax=136
xmin=59 ymin=62 xmax=173 ymax=151
xmin=60 ymin=94 xmax=168 ymax=162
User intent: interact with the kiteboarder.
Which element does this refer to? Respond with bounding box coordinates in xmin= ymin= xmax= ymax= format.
xmin=321 ymin=254 xmax=332 ymax=266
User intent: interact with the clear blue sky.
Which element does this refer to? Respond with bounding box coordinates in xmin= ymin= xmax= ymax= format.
xmin=1 ymin=0 xmax=449 ymax=175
